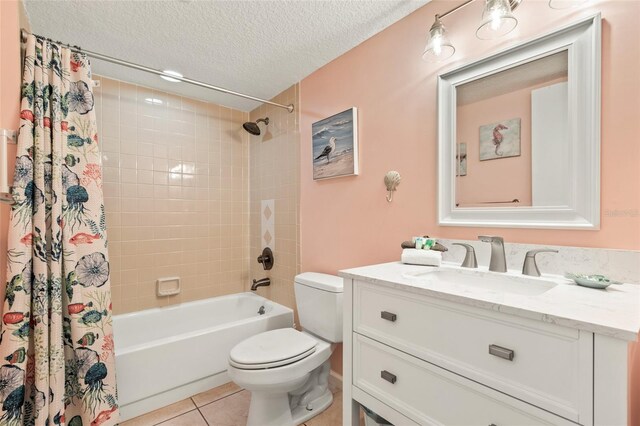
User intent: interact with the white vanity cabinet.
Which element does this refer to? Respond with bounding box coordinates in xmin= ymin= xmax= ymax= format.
xmin=341 ymin=263 xmax=640 ymax=426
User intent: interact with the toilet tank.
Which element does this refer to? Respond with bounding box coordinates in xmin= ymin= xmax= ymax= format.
xmin=294 ymin=273 xmax=343 ymax=343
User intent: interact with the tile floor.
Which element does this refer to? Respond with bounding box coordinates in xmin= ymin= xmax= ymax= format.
xmin=121 ymin=381 xmax=347 ymax=426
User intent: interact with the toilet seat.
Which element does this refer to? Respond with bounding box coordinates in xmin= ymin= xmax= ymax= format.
xmin=229 ymin=328 xmax=317 ymax=370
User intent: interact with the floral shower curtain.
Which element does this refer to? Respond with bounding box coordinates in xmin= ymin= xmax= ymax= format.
xmin=0 ymin=35 xmax=118 ymax=425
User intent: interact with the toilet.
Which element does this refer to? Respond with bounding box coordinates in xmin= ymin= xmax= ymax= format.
xmin=228 ymin=272 xmax=343 ymax=426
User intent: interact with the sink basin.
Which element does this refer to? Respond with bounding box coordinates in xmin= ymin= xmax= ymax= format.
xmin=403 ymin=268 xmax=557 ymax=296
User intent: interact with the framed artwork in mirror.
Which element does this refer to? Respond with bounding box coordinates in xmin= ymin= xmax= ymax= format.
xmin=456 ymin=143 xmax=467 ymax=176
xmin=479 ymin=118 xmax=521 ymax=161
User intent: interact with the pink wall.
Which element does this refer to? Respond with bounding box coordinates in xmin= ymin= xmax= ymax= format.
xmin=300 ymin=1 xmax=640 ymax=275
xmin=299 ymin=0 xmax=640 ymax=400
xmin=0 ymin=1 xmax=23 ymax=309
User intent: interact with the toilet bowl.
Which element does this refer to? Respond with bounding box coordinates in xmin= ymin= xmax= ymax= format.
xmin=228 ymin=272 xmax=343 ymax=426
xmin=228 ymin=328 xmax=334 ymax=425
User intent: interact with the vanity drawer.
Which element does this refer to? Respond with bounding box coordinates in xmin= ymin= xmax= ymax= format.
xmin=353 ymin=334 xmax=576 ymax=426
xmin=353 ymin=281 xmax=592 ymax=423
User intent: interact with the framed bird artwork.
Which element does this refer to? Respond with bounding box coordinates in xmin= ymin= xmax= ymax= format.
xmin=312 ymin=107 xmax=359 ymax=180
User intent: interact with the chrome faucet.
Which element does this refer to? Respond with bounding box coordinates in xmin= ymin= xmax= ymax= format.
xmin=452 ymin=243 xmax=478 ymax=268
xmin=478 ymin=236 xmax=507 ymax=273
xmin=251 ymin=278 xmax=271 ymax=291
xmin=522 ymin=249 xmax=558 ymax=277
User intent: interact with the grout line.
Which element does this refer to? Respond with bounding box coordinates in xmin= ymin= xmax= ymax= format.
xmin=147 ymin=387 xmax=245 ymax=425
xmin=197 ymin=388 xmax=245 ymax=409
xmin=195 ymin=406 xmax=210 ymax=426
xmin=153 ymin=408 xmax=199 ymax=426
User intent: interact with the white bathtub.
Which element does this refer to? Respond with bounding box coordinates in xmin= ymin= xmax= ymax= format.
xmin=113 ymin=292 xmax=293 ymax=420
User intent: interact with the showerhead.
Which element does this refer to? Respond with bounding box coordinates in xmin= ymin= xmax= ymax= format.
xmin=243 ymin=122 xmax=261 ymax=135
xmin=242 ymin=117 xmax=269 ymax=136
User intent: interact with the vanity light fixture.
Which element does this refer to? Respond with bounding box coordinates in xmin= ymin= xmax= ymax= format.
xmin=423 ymin=16 xmax=456 ymax=62
xmin=160 ymin=70 xmax=183 ymax=83
xmin=476 ymin=0 xmax=519 ymax=40
xmin=422 ymin=0 xmax=600 ymax=62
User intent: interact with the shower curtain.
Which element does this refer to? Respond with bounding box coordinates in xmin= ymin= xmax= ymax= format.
xmin=0 ymin=35 xmax=118 ymax=425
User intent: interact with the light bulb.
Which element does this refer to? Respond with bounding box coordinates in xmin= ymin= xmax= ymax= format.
xmin=433 ymin=35 xmax=443 ymax=56
xmin=491 ymin=11 xmax=502 ymax=30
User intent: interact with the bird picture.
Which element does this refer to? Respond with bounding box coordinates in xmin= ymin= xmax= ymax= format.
xmin=315 ymin=137 xmax=336 ymax=163
xmin=311 ymin=108 xmax=359 ymax=179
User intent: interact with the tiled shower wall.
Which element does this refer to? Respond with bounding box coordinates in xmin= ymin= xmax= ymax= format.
xmin=94 ymin=76 xmax=250 ymax=314
xmin=248 ymin=85 xmax=301 ymax=313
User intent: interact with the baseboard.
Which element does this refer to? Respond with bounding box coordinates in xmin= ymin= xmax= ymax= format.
xmin=119 ymin=371 xmax=230 ymax=421
xmin=329 ymin=370 xmax=343 ymax=392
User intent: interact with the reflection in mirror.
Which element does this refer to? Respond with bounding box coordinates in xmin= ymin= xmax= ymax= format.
xmin=455 ymin=51 xmax=568 ymax=208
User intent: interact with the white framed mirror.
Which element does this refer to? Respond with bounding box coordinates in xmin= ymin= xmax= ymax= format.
xmin=438 ymin=14 xmax=601 ymax=229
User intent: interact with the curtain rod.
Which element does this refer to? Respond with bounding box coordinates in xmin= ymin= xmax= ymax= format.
xmin=20 ymin=29 xmax=294 ymax=113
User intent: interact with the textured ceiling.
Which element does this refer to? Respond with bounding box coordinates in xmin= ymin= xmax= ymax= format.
xmin=24 ymin=0 xmax=429 ymax=111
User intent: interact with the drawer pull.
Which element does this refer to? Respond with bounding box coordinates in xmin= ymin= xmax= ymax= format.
xmin=381 ymin=311 xmax=397 ymax=322
xmin=489 ymin=344 xmax=514 ymax=361
xmin=381 ymin=370 xmax=397 ymax=384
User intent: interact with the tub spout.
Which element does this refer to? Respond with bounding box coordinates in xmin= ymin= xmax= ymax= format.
xmin=251 ymin=278 xmax=271 ymax=291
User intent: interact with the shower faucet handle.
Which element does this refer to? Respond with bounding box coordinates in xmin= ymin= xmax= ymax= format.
xmin=257 ymin=247 xmax=274 ymax=271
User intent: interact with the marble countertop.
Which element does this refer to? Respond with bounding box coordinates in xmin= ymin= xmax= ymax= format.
xmin=339 ymin=262 xmax=640 ymax=341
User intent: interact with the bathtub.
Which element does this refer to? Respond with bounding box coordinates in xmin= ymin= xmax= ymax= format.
xmin=113 ymin=292 xmax=293 ymax=420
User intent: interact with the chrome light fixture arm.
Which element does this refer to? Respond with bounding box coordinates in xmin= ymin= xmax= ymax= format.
xmin=423 ymin=0 xmax=526 ymax=62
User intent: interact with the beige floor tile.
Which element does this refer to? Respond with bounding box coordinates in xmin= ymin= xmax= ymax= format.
xmin=305 ymin=391 xmax=343 ymax=426
xmin=192 ymin=381 xmax=242 ymax=407
xmin=158 ymin=410 xmax=207 ymax=426
xmin=199 ymin=389 xmax=251 ymax=426
xmin=358 ymin=406 xmax=367 ymax=426
xmin=328 ymin=374 xmax=342 ymax=394
xmin=120 ymin=399 xmax=196 ymax=426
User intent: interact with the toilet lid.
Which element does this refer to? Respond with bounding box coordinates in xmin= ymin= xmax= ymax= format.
xmin=229 ymin=328 xmax=317 ymax=369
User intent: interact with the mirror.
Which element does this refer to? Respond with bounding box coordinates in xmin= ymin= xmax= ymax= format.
xmin=438 ymin=15 xmax=601 ymax=229
xmin=455 ymin=51 xmax=568 ymax=208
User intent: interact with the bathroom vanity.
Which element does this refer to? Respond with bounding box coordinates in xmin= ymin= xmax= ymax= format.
xmin=340 ymin=262 xmax=640 ymax=426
